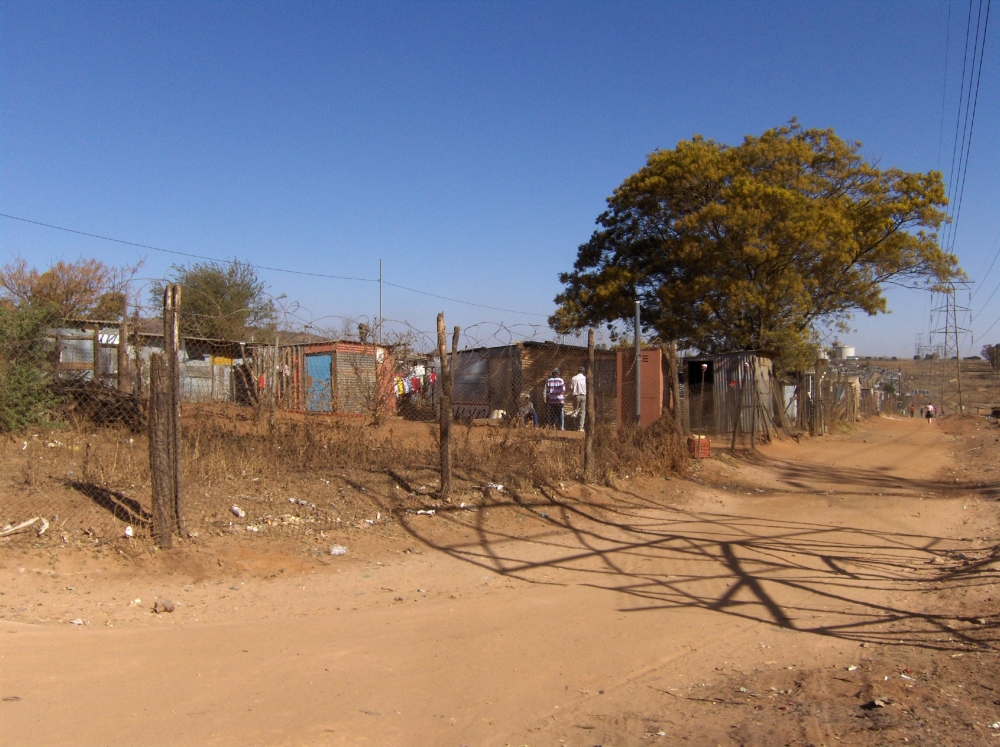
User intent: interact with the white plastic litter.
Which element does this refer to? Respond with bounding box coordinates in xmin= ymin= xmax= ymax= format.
xmin=69 ymin=618 xmax=85 ymax=625
xmin=124 ymin=525 xmax=134 ymax=538
xmin=230 ymin=505 xmax=246 ymax=518
xmin=329 ymin=545 xmax=348 ymax=556
xmin=416 ymin=509 xmax=435 ymax=516
xmin=486 ymin=482 xmax=504 ymax=491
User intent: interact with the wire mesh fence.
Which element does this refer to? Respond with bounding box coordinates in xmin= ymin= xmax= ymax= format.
xmin=3 ymin=294 xmax=914 ymax=553
xmin=0 ymin=304 xmax=630 ymax=552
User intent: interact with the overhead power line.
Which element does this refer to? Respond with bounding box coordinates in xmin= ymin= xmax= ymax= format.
xmin=947 ymin=0 xmax=991 ymax=256
xmin=942 ymin=0 xmax=977 ymax=253
xmin=0 ymin=212 xmax=549 ymax=318
xmin=972 ymin=228 xmax=1000 ymax=300
xmin=0 ymin=212 xmax=376 ymax=283
xmin=937 ymin=0 xmax=954 ymax=169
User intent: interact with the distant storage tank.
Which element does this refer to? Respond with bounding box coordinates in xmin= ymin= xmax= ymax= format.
xmin=831 ymin=343 xmax=856 ymax=359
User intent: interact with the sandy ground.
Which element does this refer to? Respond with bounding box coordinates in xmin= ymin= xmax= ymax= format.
xmin=3 ymin=416 xmax=1000 ymax=746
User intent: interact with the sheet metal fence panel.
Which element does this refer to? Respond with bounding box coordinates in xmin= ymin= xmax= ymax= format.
xmin=681 ymin=352 xmax=777 ymax=436
xmin=334 ymin=350 xmax=375 ymax=415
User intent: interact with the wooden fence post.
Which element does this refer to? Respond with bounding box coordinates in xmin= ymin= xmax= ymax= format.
xmin=663 ymin=341 xmax=683 ymax=437
xmin=584 ymin=329 xmax=595 ymax=481
xmin=269 ymin=335 xmax=279 ymax=429
xmin=92 ymin=326 xmax=101 ymax=384
xmin=437 ymin=313 xmax=453 ymax=500
xmin=117 ymin=310 xmax=129 ymax=392
xmin=163 ymin=285 xmax=186 ymax=536
xmin=149 ymin=354 xmax=175 ymax=548
xmin=731 ymin=371 xmax=745 ymax=454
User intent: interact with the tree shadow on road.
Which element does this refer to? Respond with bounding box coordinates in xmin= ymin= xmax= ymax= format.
xmin=762 ymin=453 xmax=991 ymax=497
xmin=401 ymin=481 xmax=999 ymax=652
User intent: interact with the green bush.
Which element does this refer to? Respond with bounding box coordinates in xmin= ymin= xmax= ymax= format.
xmin=0 ymin=304 xmax=60 ymax=432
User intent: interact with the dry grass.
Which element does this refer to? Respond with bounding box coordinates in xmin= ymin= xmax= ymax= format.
xmin=1 ymin=405 xmax=689 ymax=552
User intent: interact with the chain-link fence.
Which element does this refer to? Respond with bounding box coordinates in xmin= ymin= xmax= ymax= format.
xmin=6 ymin=295 xmax=923 ymax=555
xmin=0 ymin=304 xmax=639 ymax=553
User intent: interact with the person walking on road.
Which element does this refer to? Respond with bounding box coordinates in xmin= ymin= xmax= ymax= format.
xmin=570 ymin=366 xmax=587 ymax=431
xmin=926 ymin=403 xmax=935 ymax=423
xmin=545 ymin=368 xmax=566 ymax=430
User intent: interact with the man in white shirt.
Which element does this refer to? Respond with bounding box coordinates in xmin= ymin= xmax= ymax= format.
xmin=570 ymin=366 xmax=587 ymax=431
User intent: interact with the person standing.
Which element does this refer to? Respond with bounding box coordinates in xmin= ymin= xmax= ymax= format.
xmin=570 ymin=366 xmax=587 ymax=431
xmin=926 ymin=403 xmax=935 ymax=423
xmin=545 ymin=368 xmax=566 ymax=430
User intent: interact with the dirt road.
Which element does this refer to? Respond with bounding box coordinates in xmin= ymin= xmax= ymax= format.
xmin=3 ymin=416 xmax=1000 ymax=746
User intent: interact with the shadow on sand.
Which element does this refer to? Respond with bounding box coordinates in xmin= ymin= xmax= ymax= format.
xmin=402 ymin=464 xmax=998 ymax=652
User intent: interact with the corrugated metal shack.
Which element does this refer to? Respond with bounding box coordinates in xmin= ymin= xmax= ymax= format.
xmin=133 ymin=331 xmax=244 ymax=402
xmin=47 ymin=320 xmax=246 ymax=402
xmin=278 ymin=341 xmax=392 ymax=415
xmin=452 ymin=341 xmax=617 ymax=424
xmin=682 ymin=350 xmax=780 ymax=435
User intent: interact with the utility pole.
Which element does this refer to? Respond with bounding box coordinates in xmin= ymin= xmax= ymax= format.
xmin=634 ymin=299 xmax=641 ymax=426
xmin=378 ymin=259 xmax=383 ymax=344
xmin=929 ymin=282 xmax=972 ymax=416
xmin=954 ymin=289 xmax=964 ymax=416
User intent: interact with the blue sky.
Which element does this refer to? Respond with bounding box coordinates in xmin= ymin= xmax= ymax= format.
xmin=2 ymin=1 xmax=996 ymax=355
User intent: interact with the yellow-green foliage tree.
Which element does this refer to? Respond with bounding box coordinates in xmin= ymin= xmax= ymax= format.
xmin=151 ymin=260 xmax=276 ymax=341
xmin=551 ymin=122 xmax=960 ymax=368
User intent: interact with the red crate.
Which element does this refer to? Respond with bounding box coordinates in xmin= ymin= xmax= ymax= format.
xmin=687 ymin=436 xmax=711 ymax=459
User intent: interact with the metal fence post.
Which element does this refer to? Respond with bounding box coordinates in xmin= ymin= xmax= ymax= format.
xmin=634 ymin=300 xmax=641 ymax=425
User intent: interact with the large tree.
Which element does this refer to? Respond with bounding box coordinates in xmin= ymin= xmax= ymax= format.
xmin=152 ymin=259 xmax=276 ymax=341
xmin=551 ymin=122 xmax=959 ymax=366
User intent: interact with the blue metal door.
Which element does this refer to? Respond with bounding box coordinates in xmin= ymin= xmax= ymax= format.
xmin=305 ymin=354 xmax=333 ymax=411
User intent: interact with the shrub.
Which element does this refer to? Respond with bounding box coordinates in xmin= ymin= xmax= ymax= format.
xmin=0 ymin=303 xmax=60 ymax=432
